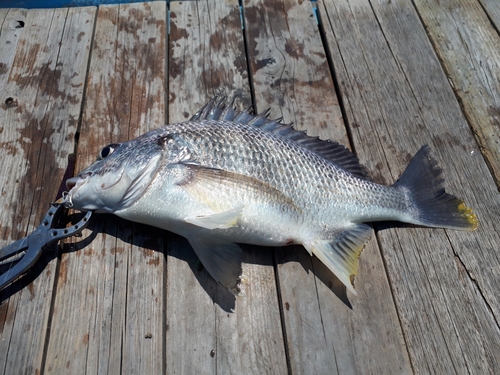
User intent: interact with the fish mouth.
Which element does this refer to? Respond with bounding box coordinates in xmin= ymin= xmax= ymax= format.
xmin=61 ymin=153 xmax=163 ymax=212
xmin=66 ymin=172 xmax=92 ymax=190
xmin=65 ymin=179 xmax=76 ymax=190
xmin=61 ymin=172 xmax=96 ymax=209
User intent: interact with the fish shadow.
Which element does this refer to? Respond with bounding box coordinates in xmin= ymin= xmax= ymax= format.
xmin=1 ymin=213 xmax=353 ymax=311
xmin=69 ymin=213 xmax=239 ymax=312
xmin=87 ymin=214 xmax=354 ymax=311
xmin=275 ymin=245 xmax=352 ymax=309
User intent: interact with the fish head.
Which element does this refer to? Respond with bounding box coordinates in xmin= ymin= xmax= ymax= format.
xmin=62 ymin=133 xmax=165 ymax=213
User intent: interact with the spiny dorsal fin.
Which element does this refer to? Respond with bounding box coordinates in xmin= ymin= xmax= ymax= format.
xmin=190 ymin=97 xmax=369 ymax=180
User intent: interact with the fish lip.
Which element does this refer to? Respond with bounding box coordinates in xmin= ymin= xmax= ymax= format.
xmin=66 ymin=172 xmax=92 ymax=190
xmin=66 ymin=180 xmax=76 ymax=190
xmin=61 ymin=191 xmax=73 ymax=208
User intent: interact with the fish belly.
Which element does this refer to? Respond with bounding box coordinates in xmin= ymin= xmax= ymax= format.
xmin=114 ymin=173 xmax=305 ymax=247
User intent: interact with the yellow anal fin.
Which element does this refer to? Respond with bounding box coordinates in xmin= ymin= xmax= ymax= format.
xmin=303 ymin=223 xmax=373 ymax=295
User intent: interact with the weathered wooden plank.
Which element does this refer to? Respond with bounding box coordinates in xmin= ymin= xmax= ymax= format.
xmin=0 ymin=9 xmax=28 ymax=93
xmin=243 ymin=1 xmax=412 ymax=374
xmin=115 ymin=3 xmax=166 ymax=374
xmin=167 ymin=1 xmax=287 ymax=374
xmin=243 ymin=0 xmax=345 ymax=142
xmin=479 ymin=0 xmax=500 ymax=29
xmin=168 ymin=0 xmax=252 ymax=120
xmin=0 ymin=6 xmax=95 ymax=375
xmin=319 ymin=0 xmax=500 ymax=373
xmin=413 ymin=0 xmax=500 ymax=187
xmin=44 ymin=3 xmax=166 ymax=374
xmin=214 ymin=247 xmax=285 ymax=374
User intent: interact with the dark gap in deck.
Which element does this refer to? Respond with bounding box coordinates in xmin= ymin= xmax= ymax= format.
xmin=165 ymin=2 xmax=170 ymax=125
xmin=163 ymin=5 xmax=170 ymax=375
xmin=272 ymin=250 xmax=293 ymax=375
xmin=238 ymin=0 xmax=256 ymax=110
xmin=311 ymin=0 xmax=356 ymax=154
xmin=473 ymin=0 xmax=500 ymax=38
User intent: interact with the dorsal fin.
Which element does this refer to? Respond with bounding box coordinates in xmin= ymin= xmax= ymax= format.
xmin=190 ymin=97 xmax=369 ymax=180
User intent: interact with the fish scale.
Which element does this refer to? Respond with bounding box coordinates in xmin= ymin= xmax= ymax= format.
xmin=169 ymin=121 xmax=366 ymax=216
xmin=62 ymin=98 xmax=477 ymax=295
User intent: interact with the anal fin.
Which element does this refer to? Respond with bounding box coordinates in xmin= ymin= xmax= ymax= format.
xmin=303 ymin=223 xmax=373 ymax=295
xmin=188 ymin=238 xmax=244 ymax=295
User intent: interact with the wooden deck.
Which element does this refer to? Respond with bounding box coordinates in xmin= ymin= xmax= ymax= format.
xmin=1 ymin=0 xmax=499 ymax=373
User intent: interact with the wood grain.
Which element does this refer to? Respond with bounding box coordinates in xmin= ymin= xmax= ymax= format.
xmin=413 ymin=0 xmax=500 ymax=187
xmin=167 ymin=1 xmax=287 ymax=374
xmin=479 ymin=0 xmax=500 ymax=30
xmin=0 ymin=7 xmax=95 ymax=375
xmin=243 ymin=0 xmax=412 ymax=374
xmin=168 ymin=0 xmax=252 ymax=121
xmin=44 ymin=3 xmax=166 ymax=374
xmin=319 ymin=0 xmax=500 ymax=373
xmin=0 ymin=9 xmax=28 ymax=95
xmin=243 ymin=0 xmax=345 ymax=142
xmin=0 ymin=1 xmax=499 ymax=374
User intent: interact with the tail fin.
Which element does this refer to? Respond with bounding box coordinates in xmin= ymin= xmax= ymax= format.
xmin=393 ymin=145 xmax=478 ymax=230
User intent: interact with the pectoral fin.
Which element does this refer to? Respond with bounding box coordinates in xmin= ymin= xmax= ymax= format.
xmin=185 ymin=204 xmax=244 ymax=230
xmin=188 ymin=238 xmax=244 ymax=295
xmin=177 ymin=163 xmax=299 ymax=214
xmin=303 ymin=223 xmax=373 ymax=295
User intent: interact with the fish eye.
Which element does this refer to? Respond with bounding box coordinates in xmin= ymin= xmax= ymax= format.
xmin=98 ymin=143 xmax=120 ymax=160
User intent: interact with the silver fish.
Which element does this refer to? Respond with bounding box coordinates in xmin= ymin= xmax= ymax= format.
xmin=62 ymin=98 xmax=478 ymax=295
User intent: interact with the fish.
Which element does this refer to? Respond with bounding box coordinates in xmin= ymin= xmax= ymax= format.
xmin=62 ymin=97 xmax=478 ymax=295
